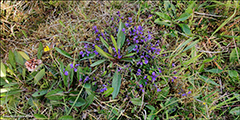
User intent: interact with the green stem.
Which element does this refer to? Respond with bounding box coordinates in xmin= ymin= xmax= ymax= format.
xmin=66 ymin=85 xmax=84 ymax=115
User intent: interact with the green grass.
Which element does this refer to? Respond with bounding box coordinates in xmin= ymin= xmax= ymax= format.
xmin=1 ymin=1 xmax=240 ymax=119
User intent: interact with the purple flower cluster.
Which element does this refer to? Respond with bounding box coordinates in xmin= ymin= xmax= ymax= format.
xmin=100 ymin=84 xmax=108 ymax=92
xmin=79 ymin=43 xmax=99 ymax=58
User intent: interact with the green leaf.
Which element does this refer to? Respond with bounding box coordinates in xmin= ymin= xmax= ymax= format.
xmin=14 ymin=51 xmax=24 ymax=65
xmin=123 ymin=52 xmax=136 ymax=58
xmin=58 ymin=115 xmax=73 ymax=120
xmin=59 ymin=20 xmax=66 ymax=27
xmin=81 ymin=94 xmax=94 ymax=110
xmin=230 ymin=107 xmax=240 ymax=115
xmin=199 ymin=75 xmax=219 ymax=86
xmin=45 ymin=89 xmax=64 ymax=100
xmin=8 ymin=50 xmax=16 ymax=69
xmin=55 ymin=47 xmax=73 ymax=59
xmin=90 ymin=59 xmax=106 ymax=67
xmin=173 ymin=37 xmax=196 ymax=53
xmin=131 ymin=98 xmax=142 ymax=106
xmin=183 ymin=53 xmax=202 ymax=66
xmin=95 ymin=45 xmax=113 ymax=59
xmin=179 ymin=23 xmax=191 ymax=35
xmin=112 ymin=68 xmax=121 ymax=99
xmin=146 ymin=105 xmax=156 ymax=111
xmin=228 ymin=70 xmax=239 ymax=78
xmin=0 ymin=61 xmax=6 ymax=78
xmin=182 ymin=40 xmax=199 ymax=52
xmin=155 ymin=12 xmax=171 ymax=20
xmin=37 ymin=42 xmax=43 ymax=59
xmin=176 ymin=11 xmax=192 ymax=21
xmin=103 ymin=87 xmax=114 ymax=97
xmin=21 ymin=30 xmax=28 ymax=38
xmin=32 ymin=89 xmax=48 ymax=97
xmin=100 ymin=36 xmax=109 ymax=49
xmin=205 ymin=68 xmax=223 ymax=73
xmin=120 ymin=58 xmax=134 ymax=62
xmin=68 ymin=96 xmax=86 ymax=107
xmin=229 ymin=48 xmax=240 ymax=63
xmin=117 ymin=21 xmax=126 ymax=49
xmin=111 ymin=35 xmax=118 ymax=53
xmin=211 ymin=4 xmax=237 ymax=37
xmin=108 ymin=46 xmax=113 ymax=54
xmin=126 ymin=44 xmax=136 ymax=53
xmin=34 ymin=114 xmax=47 ymax=119
xmin=18 ymin=51 xmax=30 ymax=60
xmin=154 ymin=18 xmax=172 ymax=26
xmin=34 ymin=69 xmax=45 ymax=85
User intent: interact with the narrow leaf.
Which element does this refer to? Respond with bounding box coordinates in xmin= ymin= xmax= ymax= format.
xmin=154 ymin=19 xmax=172 ymax=26
xmin=58 ymin=115 xmax=73 ymax=120
xmin=182 ymin=40 xmax=199 ymax=52
xmin=179 ymin=23 xmax=191 ymax=35
xmin=173 ymin=37 xmax=196 ymax=53
xmin=95 ymin=45 xmax=113 ymax=59
xmin=155 ymin=12 xmax=171 ymax=20
xmin=68 ymin=97 xmax=86 ymax=107
xmin=100 ymin=36 xmax=109 ymax=49
xmin=14 ymin=51 xmax=24 ymax=65
xmin=90 ymin=59 xmax=106 ymax=67
xmin=103 ymin=87 xmax=114 ymax=97
xmin=112 ymin=68 xmax=121 ymax=99
xmin=176 ymin=11 xmax=192 ymax=21
xmin=32 ymin=89 xmax=48 ymax=97
xmin=183 ymin=53 xmax=202 ymax=66
xmin=34 ymin=69 xmax=45 ymax=85
xmin=33 ymin=114 xmax=47 ymax=119
xmin=55 ymin=47 xmax=73 ymax=59
xmin=205 ymin=68 xmax=223 ymax=73
xmin=123 ymin=52 xmax=136 ymax=57
xmin=111 ymin=35 xmax=118 ymax=53
xmin=199 ymin=75 xmax=219 ymax=86
xmin=131 ymin=98 xmax=142 ymax=106
xmin=59 ymin=20 xmax=66 ymax=27
xmin=18 ymin=51 xmax=30 ymax=60
xmin=37 ymin=42 xmax=43 ymax=59
xmin=0 ymin=62 xmax=6 ymax=77
xmin=117 ymin=21 xmax=126 ymax=49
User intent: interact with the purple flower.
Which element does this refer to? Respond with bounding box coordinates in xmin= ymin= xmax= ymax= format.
xmin=157 ymin=88 xmax=161 ymax=92
xmin=79 ymin=78 xmax=82 ymax=82
xmin=75 ymin=64 xmax=80 ymax=67
xmin=79 ymin=51 xmax=83 ymax=55
xmin=136 ymin=69 xmax=141 ymax=76
xmin=74 ymin=68 xmax=77 ymax=72
xmin=144 ymin=58 xmax=148 ymax=64
xmin=182 ymin=93 xmax=187 ymax=97
xmin=96 ymin=38 xmax=99 ymax=41
xmin=173 ymin=76 xmax=177 ymax=79
xmin=122 ymin=28 xmax=125 ymax=32
xmin=171 ymin=79 xmax=174 ymax=82
xmin=152 ymin=72 xmax=156 ymax=76
xmin=125 ymin=23 xmax=130 ymax=27
xmin=70 ymin=63 xmax=74 ymax=68
xmin=172 ymin=63 xmax=175 ymax=67
xmin=139 ymin=84 xmax=143 ymax=88
xmin=187 ymin=91 xmax=191 ymax=94
xmin=64 ymin=71 xmax=69 ymax=76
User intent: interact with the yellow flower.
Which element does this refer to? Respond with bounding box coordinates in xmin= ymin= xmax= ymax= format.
xmin=203 ymin=102 xmax=206 ymax=105
xmin=44 ymin=46 xmax=50 ymax=52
